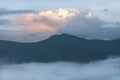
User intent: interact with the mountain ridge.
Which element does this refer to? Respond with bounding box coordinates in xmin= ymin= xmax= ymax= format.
xmin=0 ymin=34 xmax=120 ymax=63
xmin=0 ymin=33 xmax=119 ymax=43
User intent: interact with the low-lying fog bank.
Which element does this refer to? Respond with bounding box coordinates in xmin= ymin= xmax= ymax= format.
xmin=0 ymin=57 xmax=120 ymax=80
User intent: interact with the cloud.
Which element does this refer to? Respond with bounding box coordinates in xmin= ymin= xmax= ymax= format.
xmin=16 ymin=8 xmax=79 ymax=30
xmin=102 ymin=9 xmax=109 ymax=12
xmin=0 ymin=8 xmax=34 ymax=16
xmin=0 ymin=57 xmax=120 ymax=80
xmin=0 ymin=19 xmax=10 ymax=25
xmin=0 ymin=8 xmax=120 ymax=42
xmin=8 ymin=8 xmax=80 ymax=42
xmin=60 ymin=12 xmax=120 ymax=40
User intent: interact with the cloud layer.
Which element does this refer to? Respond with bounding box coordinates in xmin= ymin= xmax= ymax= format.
xmin=0 ymin=57 xmax=120 ymax=80
xmin=0 ymin=8 xmax=34 ymax=16
xmin=0 ymin=19 xmax=10 ymax=25
xmin=0 ymin=8 xmax=120 ymax=42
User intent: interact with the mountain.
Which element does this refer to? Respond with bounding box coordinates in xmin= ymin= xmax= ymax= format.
xmin=0 ymin=34 xmax=120 ymax=63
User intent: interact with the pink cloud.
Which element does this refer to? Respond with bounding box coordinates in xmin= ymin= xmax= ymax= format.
xmin=12 ymin=8 xmax=80 ymax=42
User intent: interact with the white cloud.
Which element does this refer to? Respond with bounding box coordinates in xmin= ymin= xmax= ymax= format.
xmin=0 ymin=57 xmax=120 ymax=80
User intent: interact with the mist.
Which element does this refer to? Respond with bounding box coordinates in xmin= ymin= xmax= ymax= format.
xmin=0 ymin=57 xmax=120 ymax=80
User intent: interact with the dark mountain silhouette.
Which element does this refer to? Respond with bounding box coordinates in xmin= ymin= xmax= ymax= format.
xmin=0 ymin=34 xmax=120 ymax=63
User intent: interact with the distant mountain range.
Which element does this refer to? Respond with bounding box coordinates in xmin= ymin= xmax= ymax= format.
xmin=0 ymin=34 xmax=120 ymax=63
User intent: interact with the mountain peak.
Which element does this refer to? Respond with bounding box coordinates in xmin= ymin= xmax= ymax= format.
xmin=48 ymin=34 xmax=86 ymax=41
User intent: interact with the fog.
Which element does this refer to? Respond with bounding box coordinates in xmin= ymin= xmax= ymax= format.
xmin=0 ymin=57 xmax=120 ymax=80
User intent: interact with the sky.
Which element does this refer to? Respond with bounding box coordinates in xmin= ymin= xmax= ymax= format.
xmin=0 ymin=0 xmax=120 ymax=42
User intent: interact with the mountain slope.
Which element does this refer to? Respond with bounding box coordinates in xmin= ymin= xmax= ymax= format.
xmin=0 ymin=34 xmax=120 ymax=63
